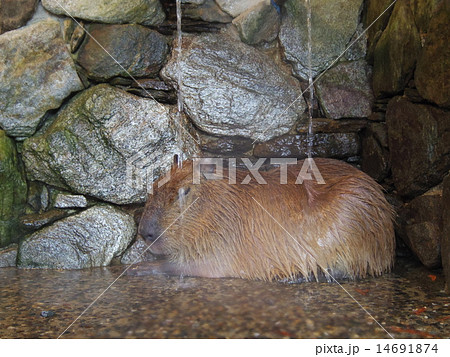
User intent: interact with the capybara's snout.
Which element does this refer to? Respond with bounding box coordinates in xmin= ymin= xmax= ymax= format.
xmin=138 ymin=215 xmax=161 ymax=243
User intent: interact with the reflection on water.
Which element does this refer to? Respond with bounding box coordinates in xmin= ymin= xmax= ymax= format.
xmin=0 ymin=258 xmax=448 ymax=338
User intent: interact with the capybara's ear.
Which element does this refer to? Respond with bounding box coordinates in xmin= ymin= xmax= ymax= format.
xmin=177 ymin=187 xmax=191 ymax=200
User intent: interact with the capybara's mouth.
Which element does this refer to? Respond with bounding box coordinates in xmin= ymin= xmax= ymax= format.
xmin=146 ymin=239 xmax=168 ymax=256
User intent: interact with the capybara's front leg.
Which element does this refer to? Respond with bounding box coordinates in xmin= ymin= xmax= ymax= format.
xmin=126 ymin=260 xmax=185 ymax=276
xmin=126 ymin=259 xmax=226 ymax=278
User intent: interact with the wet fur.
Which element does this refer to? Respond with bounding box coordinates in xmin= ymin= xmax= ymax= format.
xmin=137 ymin=158 xmax=395 ymax=282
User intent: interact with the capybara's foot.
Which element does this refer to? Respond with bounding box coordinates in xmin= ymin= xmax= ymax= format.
xmin=126 ymin=261 xmax=173 ymax=276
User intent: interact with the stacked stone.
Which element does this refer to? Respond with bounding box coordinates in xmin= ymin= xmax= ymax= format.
xmin=0 ymin=0 xmax=447 ymax=289
xmin=363 ymin=0 xmax=450 ymax=291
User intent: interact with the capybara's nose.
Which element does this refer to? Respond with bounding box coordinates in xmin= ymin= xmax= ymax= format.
xmin=138 ymin=217 xmax=160 ymax=243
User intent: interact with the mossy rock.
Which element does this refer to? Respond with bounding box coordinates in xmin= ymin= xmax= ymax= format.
xmin=0 ymin=130 xmax=27 ymax=247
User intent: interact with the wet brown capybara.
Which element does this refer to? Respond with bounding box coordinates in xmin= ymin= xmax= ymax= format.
xmin=134 ymin=158 xmax=395 ymax=282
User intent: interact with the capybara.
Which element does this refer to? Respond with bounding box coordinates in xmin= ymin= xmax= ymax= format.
xmin=135 ymin=158 xmax=395 ymax=282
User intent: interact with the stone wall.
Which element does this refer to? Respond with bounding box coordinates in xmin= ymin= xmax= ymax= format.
xmin=0 ymin=0 xmax=447 ymax=288
xmin=363 ymin=0 xmax=449 ymax=291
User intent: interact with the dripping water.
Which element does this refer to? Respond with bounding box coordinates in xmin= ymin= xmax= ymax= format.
xmin=175 ymin=0 xmax=184 ymax=167
xmin=305 ymin=0 xmax=314 ymax=159
xmin=176 ymin=0 xmax=186 ymax=250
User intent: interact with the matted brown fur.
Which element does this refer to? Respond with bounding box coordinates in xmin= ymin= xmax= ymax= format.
xmin=138 ymin=158 xmax=395 ymax=281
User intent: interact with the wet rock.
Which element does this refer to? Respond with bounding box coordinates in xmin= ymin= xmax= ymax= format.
xmin=442 ymin=174 xmax=450 ymax=293
xmin=415 ymin=1 xmax=450 ymax=108
xmin=386 ymin=97 xmax=450 ymax=198
xmin=182 ymin=0 xmax=206 ymax=4
xmin=343 ymin=23 xmax=367 ymax=61
xmin=22 ymin=84 xmax=181 ymax=205
xmin=161 ymin=32 xmax=306 ymax=142
xmin=0 ymin=20 xmax=84 ymax=137
xmin=75 ymin=24 xmax=169 ymax=81
xmin=253 ymin=133 xmax=359 ymax=159
xmin=404 ymin=87 xmax=428 ymax=104
xmin=20 ymin=210 xmax=72 ymax=230
xmin=26 ymin=182 xmax=47 ymax=213
xmin=0 ymin=244 xmax=18 ymax=267
xmin=233 ymin=1 xmax=279 ymax=45
xmin=120 ymin=238 xmax=156 ymax=265
xmin=361 ymin=123 xmax=390 ymax=182
xmin=372 ymin=0 xmax=421 ymax=97
xmin=368 ymin=112 xmax=385 ymax=122
xmin=124 ymin=79 xmax=176 ymax=103
xmin=363 ymin=0 xmax=394 ymax=58
xmin=399 ymin=185 xmax=443 ymax=268
xmin=66 ymin=21 xmax=86 ymax=53
xmin=54 ymin=194 xmax=88 ymax=209
xmin=200 ymin=134 xmax=253 ymax=156
xmin=410 ymin=0 xmax=441 ymax=34
xmin=26 ymin=1 xmax=62 ymax=26
xmin=40 ymin=310 xmax=55 ymax=318
xmin=296 ymin=118 xmax=367 ymax=134
xmin=216 ymin=0 xmax=265 ymax=17
xmin=315 ymin=60 xmax=374 ymax=119
xmin=41 ymin=0 xmax=165 ymax=26
xmin=0 ymin=131 xmax=27 ymax=247
xmin=279 ymin=0 xmax=363 ymax=79
xmin=0 ymin=0 xmax=38 ymax=34
xmin=18 ymin=205 xmax=136 ymax=269
xmin=184 ymin=0 xmax=232 ymax=23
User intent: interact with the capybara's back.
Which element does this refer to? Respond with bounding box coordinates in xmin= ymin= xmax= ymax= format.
xmin=138 ymin=158 xmax=395 ymax=282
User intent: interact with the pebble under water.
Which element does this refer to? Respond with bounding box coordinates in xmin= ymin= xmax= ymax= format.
xmin=0 ymin=257 xmax=448 ymax=339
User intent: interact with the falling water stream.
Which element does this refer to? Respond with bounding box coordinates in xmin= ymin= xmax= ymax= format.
xmin=176 ymin=0 xmax=187 ymax=237
xmin=305 ymin=0 xmax=314 ymax=159
xmin=175 ymin=0 xmax=185 ymax=169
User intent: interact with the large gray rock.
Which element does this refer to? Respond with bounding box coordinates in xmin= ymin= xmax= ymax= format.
xmin=0 ymin=131 xmax=27 ymax=247
xmin=386 ymin=97 xmax=450 ymax=197
xmin=372 ymin=0 xmax=421 ymax=97
xmin=161 ymin=32 xmax=306 ymax=142
xmin=75 ymin=24 xmax=169 ymax=81
xmin=41 ymin=0 xmax=165 ymax=25
xmin=315 ymin=60 xmax=374 ymax=119
xmin=17 ymin=205 xmax=136 ymax=269
xmin=22 ymin=85 xmax=181 ymax=205
xmin=279 ymin=0 xmax=363 ymax=79
xmin=0 ymin=20 xmax=84 ymax=137
xmin=0 ymin=0 xmax=38 ymax=34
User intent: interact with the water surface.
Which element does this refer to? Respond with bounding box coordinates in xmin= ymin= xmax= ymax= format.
xmin=0 ymin=257 xmax=448 ymax=338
